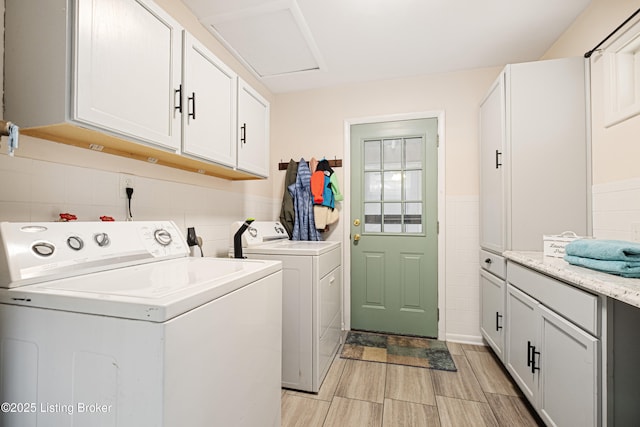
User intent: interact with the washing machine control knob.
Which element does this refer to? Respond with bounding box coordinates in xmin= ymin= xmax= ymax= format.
xmin=154 ymin=229 xmax=172 ymax=246
xmin=67 ymin=235 xmax=84 ymax=251
xmin=32 ymin=241 xmax=55 ymax=257
xmin=94 ymin=232 xmax=110 ymax=247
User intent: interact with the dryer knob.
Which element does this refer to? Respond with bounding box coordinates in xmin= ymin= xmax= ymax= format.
xmin=154 ymin=229 xmax=173 ymax=246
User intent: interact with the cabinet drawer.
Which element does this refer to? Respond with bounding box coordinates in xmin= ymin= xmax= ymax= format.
xmin=507 ymin=262 xmax=599 ymax=336
xmin=480 ymin=250 xmax=506 ymax=279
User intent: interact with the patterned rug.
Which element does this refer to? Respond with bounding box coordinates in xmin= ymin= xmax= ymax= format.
xmin=340 ymin=330 xmax=457 ymax=371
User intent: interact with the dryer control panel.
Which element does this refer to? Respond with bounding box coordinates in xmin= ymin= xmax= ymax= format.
xmin=230 ymin=221 xmax=288 ymax=248
xmin=0 ymin=221 xmax=188 ymax=288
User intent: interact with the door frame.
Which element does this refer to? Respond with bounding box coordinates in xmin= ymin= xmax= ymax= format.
xmin=342 ymin=111 xmax=447 ymax=339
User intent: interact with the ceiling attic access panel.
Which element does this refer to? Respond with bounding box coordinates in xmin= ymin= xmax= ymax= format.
xmin=188 ymin=0 xmax=326 ymax=78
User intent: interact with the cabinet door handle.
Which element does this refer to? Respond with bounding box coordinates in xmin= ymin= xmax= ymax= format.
xmin=531 ymin=347 xmax=541 ymax=374
xmin=527 ymin=340 xmax=533 ymax=367
xmin=174 ymin=84 xmax=182 ymax=113
xmin=240 ymin=123 xmax=247 ymax=144
xmin=188 ymin=92 xmax=196 ymax=120
xmin=484 ymin=258 xmax=493 ymax=265
xmin=495 ymin=312 xmax=503 ymax=331
xmin=495 ymin=149 xmax=502 ymax=169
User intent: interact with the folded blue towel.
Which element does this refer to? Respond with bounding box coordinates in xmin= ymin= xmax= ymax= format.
xmin=564 ymin=255 xmax=640 ymax=278
xmin=564 ymin=239 xmax=640 ymax=262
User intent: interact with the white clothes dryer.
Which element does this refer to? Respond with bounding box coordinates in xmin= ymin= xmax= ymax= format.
xmin=230 ymin=221 xmax=342 ymax=392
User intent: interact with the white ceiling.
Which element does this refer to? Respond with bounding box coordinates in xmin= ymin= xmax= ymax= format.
xmin=182 ymin=0 xmax=592 ymax=93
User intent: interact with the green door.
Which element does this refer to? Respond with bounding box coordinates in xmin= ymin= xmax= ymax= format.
xmin=350 ymin=118 xmax=438 ymax=337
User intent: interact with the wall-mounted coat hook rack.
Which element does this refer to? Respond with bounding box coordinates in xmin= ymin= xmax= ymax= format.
xmin=278 ymin=158 xmax=342 ymax=171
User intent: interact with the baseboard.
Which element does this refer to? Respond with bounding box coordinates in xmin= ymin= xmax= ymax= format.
xmin=444 ymin=333 xmax=485 ymax=346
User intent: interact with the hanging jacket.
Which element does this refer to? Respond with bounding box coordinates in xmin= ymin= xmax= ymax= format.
xmin=310 ymin=170 xmax=325 ymax=204
xmin=321 ymin=174 xmax=334 ymax=209
xmin=279 ymin=159 xmax=298 ymax=238
xmin=329 ymin=173 xmax=344 ymax=201
xmin=288 ymin=159 xmax=321 ymax=241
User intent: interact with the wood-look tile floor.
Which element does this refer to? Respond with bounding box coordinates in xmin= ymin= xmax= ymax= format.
xmin=281 ymin=342 xmax=545 ymax=427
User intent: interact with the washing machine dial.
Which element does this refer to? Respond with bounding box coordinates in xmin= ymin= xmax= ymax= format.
xmin=67 ymin=235 xmax=84 ymax=251
xmin=154 ymin=228 xmax=173 ymax=246
xmin=94 ymin=232 xmax=110 ymax=247
xmin=32 ymin=241 xmax=55 ymax=257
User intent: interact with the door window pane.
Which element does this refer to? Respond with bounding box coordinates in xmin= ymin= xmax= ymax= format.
xmin=383 ymin=203 xmax=402 ymax=233
xmin=364 ymin=140 xmax=381 ymax=171
xmin=405 ymin=202 xmax=423 ymax=233
xmin=383 ymin=171 xmax=402 ymax=201
xmin=364 ymin=172 xmax=381 ymax=201
xmin=405 ymin=137 xmax=422 ymax=169
xmin=383 ymin=139 xmax=402 ymax=169
xmin=404 ymin=170 xmax=422 ymax=200
xmin=364 ymin=203 xmax=382 ymax=232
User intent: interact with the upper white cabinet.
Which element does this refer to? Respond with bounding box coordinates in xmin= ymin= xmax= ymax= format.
xmin=5 ymin=0 xmax=182 ymax=152
xmin=182 ymin=33 xmax=237 ymax=168
xmin=479 ymin=77 xmax=506 ymax=254
xmin=75 ymin=0 xmax=182 ymax=151
xmin=479 ymin=57 xmax=590 ymax=253
xmin=237 ymin=78 xmax=271 ymax=178
xmin=5 ymin=0 xmax=269 ymax=180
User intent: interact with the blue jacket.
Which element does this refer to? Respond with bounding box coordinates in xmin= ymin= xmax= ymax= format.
xmin=288 ymin=159 xmax=321 ymax=241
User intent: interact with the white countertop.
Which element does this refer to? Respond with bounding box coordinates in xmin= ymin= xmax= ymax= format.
xmin=503 ymin=251 xmax=640 ymax=309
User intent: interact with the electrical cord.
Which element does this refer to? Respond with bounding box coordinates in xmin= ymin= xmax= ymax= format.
xmin=126 ymin=187 xmax=134 ymax=221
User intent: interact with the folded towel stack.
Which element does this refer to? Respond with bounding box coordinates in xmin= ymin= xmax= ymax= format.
xmin=564 ymin=239 xmax=640 ymax=278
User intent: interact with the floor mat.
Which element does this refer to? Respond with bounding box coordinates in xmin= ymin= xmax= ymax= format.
xmin=340 ymin=330 xmax=457 ymax=371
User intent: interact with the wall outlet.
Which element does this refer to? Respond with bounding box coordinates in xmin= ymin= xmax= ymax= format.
xmin=119 ymin=174 xmax=135 ymax=199
xmin=632 ymin=223 xmax=640 ymax=242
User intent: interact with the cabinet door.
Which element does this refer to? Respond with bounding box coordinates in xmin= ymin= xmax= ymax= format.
xmin=182 ymin=33 xmax=237 ymax=167
xmin=74 ymin=0 xmax=182 ymax=151
xmin=505 ymin=284 xmax=538 ymax=403
xmin=479 ymin=73 xmax=506 ymax=252
xmin=480 ymin=270 xmax=505 ymax=360
xmin=538 ymin=305 xmax=598 ymax=427
xmin=237 ymin=78 xmax=270 ymax=177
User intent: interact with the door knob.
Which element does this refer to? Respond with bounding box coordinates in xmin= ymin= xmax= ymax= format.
xmin=353 ymin=219 xmax=361 ymax=226
xmin=353 ymin=234 xmax=361 ymax=241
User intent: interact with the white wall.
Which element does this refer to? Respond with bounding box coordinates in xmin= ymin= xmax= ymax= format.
xmin=0 ymin=145 xmax=278 ymax=257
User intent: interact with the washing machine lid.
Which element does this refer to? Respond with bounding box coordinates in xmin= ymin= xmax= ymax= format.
xmin=241 ymin=239 xmax=341 ymax=256
xmin=0 ymin=257 xmax=281 ymax=322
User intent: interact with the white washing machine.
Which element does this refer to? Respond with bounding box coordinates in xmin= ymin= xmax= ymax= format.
xmin=230 ymin=221 xmax=342 ymax=392
xmin=0 ymin=221 xmax=282 ymax=427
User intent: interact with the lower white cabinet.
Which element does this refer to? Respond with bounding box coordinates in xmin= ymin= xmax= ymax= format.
xmin=480 ymin=269 xmax=505 ymax=360
xmin=506 ymin=262 xmax=600 ymax=427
